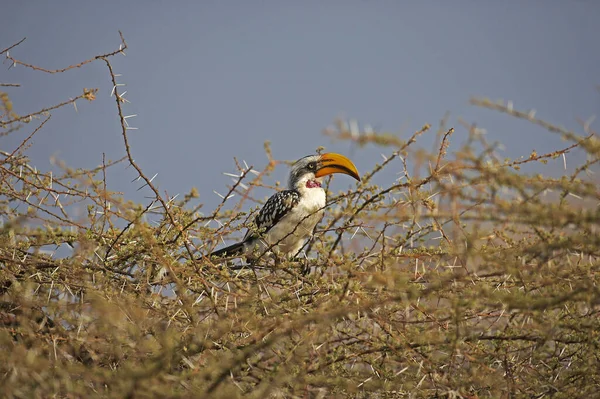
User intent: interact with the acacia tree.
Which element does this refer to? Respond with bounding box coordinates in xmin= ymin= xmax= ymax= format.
xmin=1 ymin=34 xmax=599 ymax=398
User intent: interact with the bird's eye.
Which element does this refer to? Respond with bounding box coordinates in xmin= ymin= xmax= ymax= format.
xmin=307 ymin=162 xmax=317 ymax=171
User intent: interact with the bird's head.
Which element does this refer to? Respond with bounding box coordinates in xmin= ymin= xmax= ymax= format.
xmin=288 ymin=152 xmax=360 ymax=191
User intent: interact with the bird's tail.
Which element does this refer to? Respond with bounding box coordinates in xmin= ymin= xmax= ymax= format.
xmin=208 ymin=242 xmax=245 ymax=258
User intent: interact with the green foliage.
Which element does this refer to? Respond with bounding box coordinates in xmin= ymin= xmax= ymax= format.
xmin=1 ymin=35 xmax=599 ymax=398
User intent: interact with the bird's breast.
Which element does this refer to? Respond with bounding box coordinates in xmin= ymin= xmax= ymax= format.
xmin=298 ymin=187 xmax=326 ymax=215
xmin=265 ymin=188 xmax=326 ymax=256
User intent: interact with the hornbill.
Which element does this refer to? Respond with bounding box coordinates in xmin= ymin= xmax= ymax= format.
xmin=209 ymin=153 xmax=360 ymax=260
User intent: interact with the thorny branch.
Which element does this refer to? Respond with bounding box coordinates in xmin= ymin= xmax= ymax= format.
xmin=3 ymin=32 xmax=127 ymax=74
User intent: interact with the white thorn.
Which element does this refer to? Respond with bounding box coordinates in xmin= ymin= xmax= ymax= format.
xmin=584 ymin=115 xmax=596 ymax=132
xmin=349 ymin=119 xmax=359 ymax=138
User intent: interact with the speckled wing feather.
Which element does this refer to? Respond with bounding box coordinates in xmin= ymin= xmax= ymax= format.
xmin=244 ymin=190 xmax=300 ymax=241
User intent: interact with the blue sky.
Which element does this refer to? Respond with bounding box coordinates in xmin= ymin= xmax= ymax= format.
xmin=1 ymin=1 xmax=598 ymax=211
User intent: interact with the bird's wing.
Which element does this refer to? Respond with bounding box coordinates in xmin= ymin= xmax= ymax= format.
xmin=243 ymin=190 xmax=300 ymax=241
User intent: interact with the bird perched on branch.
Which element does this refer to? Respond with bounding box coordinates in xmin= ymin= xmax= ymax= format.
xmin=209 ymin=153 xmax=360 ymax=260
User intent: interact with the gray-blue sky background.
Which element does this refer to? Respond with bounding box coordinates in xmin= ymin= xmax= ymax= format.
xmin=2 ymin=1 xmax=598 ymax=211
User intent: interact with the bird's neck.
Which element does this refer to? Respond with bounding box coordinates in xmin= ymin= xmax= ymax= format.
xmin=294 ymin=179 xmax=325 ymax=198
xmin=290 ymin=176 xmax=323 ymax=192
xmin=305 ymin=180 xmax=321 ymax=188
xmin=297 ymin=183 xmax=326 ymax=211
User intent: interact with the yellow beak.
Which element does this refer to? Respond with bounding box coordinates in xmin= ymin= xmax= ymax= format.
xmin=314 ymin=153 xmax=361 ymax=181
